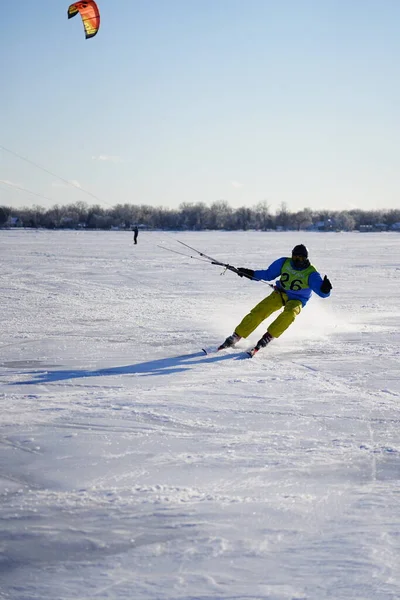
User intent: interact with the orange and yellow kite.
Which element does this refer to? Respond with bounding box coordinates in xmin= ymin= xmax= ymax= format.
xmin=68 ymin=1 xmax=100 ymax=39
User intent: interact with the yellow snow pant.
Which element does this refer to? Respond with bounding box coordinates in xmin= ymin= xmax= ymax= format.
xmin=235 ymin=290 xmax=302 ymax=339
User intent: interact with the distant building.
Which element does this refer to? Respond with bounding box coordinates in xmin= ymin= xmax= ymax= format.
xmin=314 ymin=220 xmax=326 ymax=231
xmin=374 ymin=223 xmax=387 ymax=231
xmin=7 ymin=216 xmax=23 ymax=227
xmin=307 ymin=220 xmax=335 ymax=232
xmin=60 ymin=217 xmax=74 ymax=227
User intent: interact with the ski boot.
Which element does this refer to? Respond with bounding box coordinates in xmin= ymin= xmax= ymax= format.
xmin=247 ymin=332 xmax=274 ymax=358
xmin=217 ymin=332 xmax=241 ymax=351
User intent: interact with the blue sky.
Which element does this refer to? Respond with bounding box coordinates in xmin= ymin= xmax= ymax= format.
xmin=1 ymin=0 xmax=399 ymax=212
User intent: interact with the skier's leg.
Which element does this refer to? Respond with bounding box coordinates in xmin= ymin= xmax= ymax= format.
xmin=267 ymin=299 xmax=302 ymax=338
xmin=235 ymin=291 xmax=285 ymax=338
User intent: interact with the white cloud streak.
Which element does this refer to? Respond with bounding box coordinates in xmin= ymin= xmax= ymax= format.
xmin=0 ymin=179 xmax=20 ymax=188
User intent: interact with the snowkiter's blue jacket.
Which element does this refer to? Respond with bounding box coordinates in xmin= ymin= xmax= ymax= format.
xmin=254 ymin=257 xmax=331 ymax=307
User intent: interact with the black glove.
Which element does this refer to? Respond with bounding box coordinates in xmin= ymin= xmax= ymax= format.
xmin=237 ymin=267 xmax=255 ymax=280
xmin=320 ymin=275 xmax=332 ymax=294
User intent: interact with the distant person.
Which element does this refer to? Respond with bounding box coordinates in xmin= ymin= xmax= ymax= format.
xmin=218 ymin=244 xmax=332 ymax=356
xmin=133 ymin=226 xmax=139 ymax=245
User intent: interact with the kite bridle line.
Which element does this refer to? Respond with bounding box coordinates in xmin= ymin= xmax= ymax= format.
xmin=0 ymin=144 xmax=111 ymax=207
xmin=176 ymin=239 xmax=240 ymax=275
xmin=157 ymin=244 xmax=214 ymax=264
xmin=159 ymin=239 xmax=275 ymax=289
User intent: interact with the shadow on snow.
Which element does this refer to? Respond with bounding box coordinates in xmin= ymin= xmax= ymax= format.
xmin=14 ymin=351 xmax=246 ymax=385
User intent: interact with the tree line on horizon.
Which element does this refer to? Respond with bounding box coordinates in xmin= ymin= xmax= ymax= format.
xmin=1 ymin=201 xmax=399 ymax=232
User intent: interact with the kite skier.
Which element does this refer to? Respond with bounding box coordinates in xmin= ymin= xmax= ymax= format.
xmin=218 ymin=244 xmax=332 ymax=356
xmin=159 ymin=240 xmax=332 ymax=357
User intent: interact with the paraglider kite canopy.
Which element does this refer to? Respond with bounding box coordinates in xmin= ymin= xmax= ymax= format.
xmin=68 ymin=1 xmax=100 ymax=39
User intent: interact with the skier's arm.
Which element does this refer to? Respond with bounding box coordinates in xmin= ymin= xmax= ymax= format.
xmin=309 ymin=272 xmax=332 ymax=298
xmin=253 ymin=257 xmax=286 ymax=281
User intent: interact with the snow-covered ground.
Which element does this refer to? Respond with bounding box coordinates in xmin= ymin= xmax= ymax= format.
xmin=1 ymin=230 xmax=399 ymax=600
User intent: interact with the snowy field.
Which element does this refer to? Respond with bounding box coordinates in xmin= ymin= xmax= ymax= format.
xmin=1 ymin=229 xmax=399 ymax=600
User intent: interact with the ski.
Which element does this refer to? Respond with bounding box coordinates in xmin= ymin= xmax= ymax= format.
xmin=246 ymin=347 xmax=259 ymax=358
xmin=202 ymin=345 xmax=255 ymax=357
xmin=202 ymin=346 xmax=224 ymax=355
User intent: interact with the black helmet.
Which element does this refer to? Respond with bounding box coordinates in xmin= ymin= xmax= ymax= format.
xmin=291 ymin=244 xmax=310 ymax=269
xmin=292 ymin=244 xmax=308 ymax=258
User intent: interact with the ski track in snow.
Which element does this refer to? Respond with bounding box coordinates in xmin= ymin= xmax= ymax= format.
xmin=0 ymin=230 xmax=400 ymax=600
